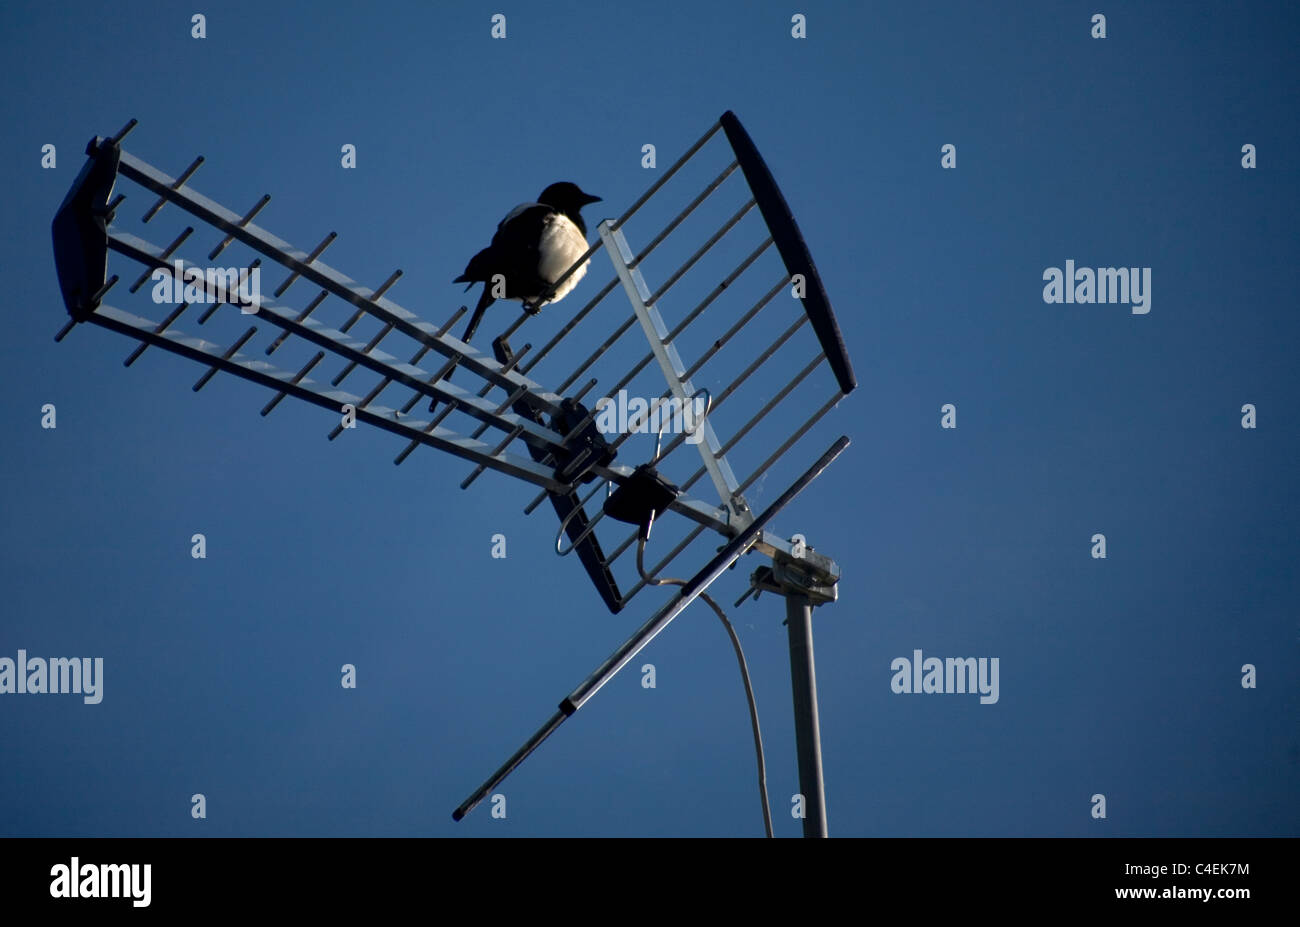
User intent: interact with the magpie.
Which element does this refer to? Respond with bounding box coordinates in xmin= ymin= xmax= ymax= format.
xmin=432 ymin=182 xmax=601 ymax=412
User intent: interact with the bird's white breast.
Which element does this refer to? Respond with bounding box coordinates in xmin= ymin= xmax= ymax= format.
xmin=536 ymin=214 xmax=590 ymax=303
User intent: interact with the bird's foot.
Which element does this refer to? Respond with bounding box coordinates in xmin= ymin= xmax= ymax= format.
xmin=522 ymin=300 xmax=543 ymax=316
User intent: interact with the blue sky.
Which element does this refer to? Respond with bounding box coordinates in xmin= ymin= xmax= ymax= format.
xmin=1 ymin=1 xmax=1296 ymax=837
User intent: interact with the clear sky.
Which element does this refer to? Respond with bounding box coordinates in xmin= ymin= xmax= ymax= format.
xmin=1 ymin=1 xmax=1296 ymax=837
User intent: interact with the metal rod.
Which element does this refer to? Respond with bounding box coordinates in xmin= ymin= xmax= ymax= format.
xmin=601 ymin=222 xmax=748 ymax=522
xmin=353 ymin=331 xmax=461 ymax=415
xmin=331 ymin=319 xmax=396 ymax=386
xmin=394 ymin=399 xmax=459 ymax=465
xmin=610 ymin=119 xmax=723 ymax=232
xmin=197 ymin=259 xmax=261 ymax=324
xmin=86 ymin=303 xmax=579 ymax=492
xmin=467 ymin=383 xmax=531 ymax=440
xmin=608 ymin=378 xmax=706 ymax=456
xmin=460 ymin=423 xmax=525 ymax=490
xmin=664 ymin=237 xmax=772 ymax=344
xmin=55 ymin=269 xmax=116 ymax=339
xmin=464 ymin=345 xmax=534 ymax=437
xmin=519 ymin=278 xmax=619 ymax=375
xmin=736 ymin=391 xmax=844 ymax=496
xmin=452 ymin=710 xmax=568 ymax=823
xmin=600 ymin=351 xmax=655 ymax=405
xmin=630 ymin=161 xmax=738 ymax=269
xmin=613 ymin=522 xmax=707 ymax=601
xmin=94 ymin=230 xmax=564 ymax=442
xmin=438 ymin=306 xmax=468 ymax=336
xmin=462 ymin=345 xmax=534 ymax=420
xmin=330 ymin=267 xmax=400 ymax=340
xmin=209 ymin=194 xmax=270 ymax=260
xmin=680 ymin=353 xmax=823 ymax=493
xmin=125 ymin=301 xmax=192 ymax=367
xmin=605 ymin=529 xmax=640 ymax=568
xmin=114 ymin=150 xmax=561 ymax=408
xmin=608 ymin=388 xmax=670 ymax=451
xmin=682 ymin=276 xmax=786 ymax=382
xmin=708 ymin=314 xmax=806 ymax=410
xmin=142 ymin=156 xmax=202 ymax=223
xmin=646 ymin=199 xmax=755 ymax=306
xmin=786 ymin=593 xmax=827 ymax=837
xmin=274 ymin=231 xmax=337 ymax=298
xmin=452 ymin=435 xmax=849 ymax=822
xmin=430 ymin=401 xmax=459 ymax=428
xmin=403 ymin=314 xmax=494 ymax=413
xmin=193 ymin=326 xmax=256 ymax=391
xmin=354 ymin=310 xmax=454 ymax=417
xmin=261 ymin=351 xmax=323 ymax=415
xmin=148 ymin=252 xmax=459 ymax=434
xmin=555 ymin=312 xmax=638 ymax=395
xmin=569 ymin=377 xmax=598 ymax=405
xmin=266 ymin=289 xmax=327 ymax=355
xmin=121 ymin=239 xmax=561 ymax=444
xmin=129 ymin=226 xmax=193 ymax=292
xmin=367 ymin=268 xmax=403 ymax=302
xmin=517 ymin=278 xmax=618 ymax=371
xmin=337 ymin=304 xmax=368 ymax=333
xmin=89 ymin=274 xmax=120 ymax=306
xmin=591 ymin=237 xmax=773 ymax=422
xmin=111 ymin=118 xmax=138 ymax=145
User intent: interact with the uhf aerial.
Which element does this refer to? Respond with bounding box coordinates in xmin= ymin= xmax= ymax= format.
xmin=52 ymin=111 xmax=856 ymax=836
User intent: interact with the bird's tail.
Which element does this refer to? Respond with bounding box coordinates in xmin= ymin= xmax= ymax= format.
xmin=463 ymin=286 xmax=494 ymax=343
xmin=429 ymin=287 xmax=495 ymax=412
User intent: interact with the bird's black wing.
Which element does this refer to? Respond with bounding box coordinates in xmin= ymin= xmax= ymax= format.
xmin=471 ymin=203 xmax=556 ymax=302
xmin=453 ymin=203 xmax=553 ymax=287
xmin=488 ymin=203 xmax=553 ymax=265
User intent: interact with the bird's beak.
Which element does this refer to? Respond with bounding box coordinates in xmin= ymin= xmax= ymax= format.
xmin=583 ymin=193 xmax=602 ymax=205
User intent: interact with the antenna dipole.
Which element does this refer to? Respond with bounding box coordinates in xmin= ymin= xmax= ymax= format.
xmin=52 ymin=110 xmax=856 ymax=836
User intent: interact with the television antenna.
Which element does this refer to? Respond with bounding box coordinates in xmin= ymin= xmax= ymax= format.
xmin=52 ymin=111 xmax=856 ymax=836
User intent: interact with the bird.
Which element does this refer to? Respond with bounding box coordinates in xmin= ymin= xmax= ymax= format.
xmin=456 ymin=181 xmax=602 ymax=342
xmin=432 ymin=182 xmax=601 ymax=412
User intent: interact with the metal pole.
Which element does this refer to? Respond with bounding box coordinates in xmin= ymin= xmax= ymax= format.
xmin=786 ymin=593 xmax=827 ymax=837
xmin=453 ymin=436 xmax=850 ymax=823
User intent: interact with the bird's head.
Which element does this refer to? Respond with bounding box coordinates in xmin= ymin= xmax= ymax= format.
xmin=538 ymin=182 xmax=602 ymax=216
